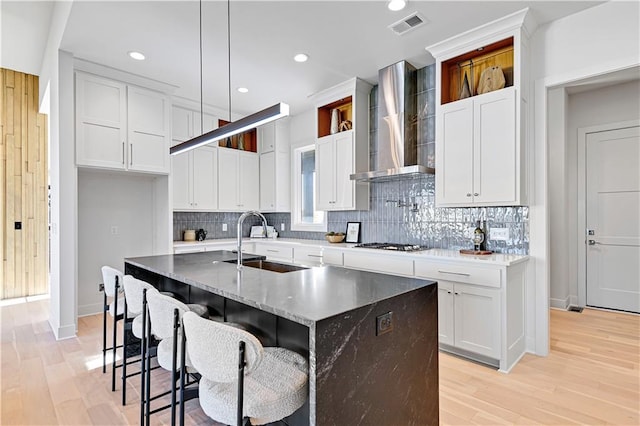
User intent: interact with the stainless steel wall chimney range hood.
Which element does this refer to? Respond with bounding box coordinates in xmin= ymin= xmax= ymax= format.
xmin=350 ymin=60 xmax=435 ymax=182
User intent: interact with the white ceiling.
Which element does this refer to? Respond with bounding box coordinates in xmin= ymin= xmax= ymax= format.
xmin=4 ymin=1 xmax=605 ymax=116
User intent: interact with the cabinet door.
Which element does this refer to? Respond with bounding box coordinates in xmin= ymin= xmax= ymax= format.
xmin=316 ymin=136 xmax=335 ymax=210
xmin=453 ymin=283 xmax=500 ymax=359
xmin=239 ymin=152 xmax=259 ymax=210
xmin=192 ymin=146 xmax=218 ymax=210
xmin=334 ymin=131 xmax=355 ymax=209
xmin=172 ymin=152 xmax=192 ymax=210
xmin=172 ymin=106 xmax=192 ymax=142
xmin=473 ymin=88 xmax=517 ymax=204
xmin=436 ymin=99 xmax=473 ymax=205
xmin=194 ymin=112 xmax=218 ymax=135
xmin=260 ymin=151 xmax=276 ymax=211
xmin=259 ymin=122 xmax=275 ymax=154
xmin=127 ymin=86 xmax=170 ymax=173
xmin=275 ymin=150 xmax=290 ymax=212
xmin=75 ymin=73 xmax=127 ymax=169
xmin=437 ymin=281 xmax=455 ymax=346
xmin=218 ymin=148 xmax=239 ymax=210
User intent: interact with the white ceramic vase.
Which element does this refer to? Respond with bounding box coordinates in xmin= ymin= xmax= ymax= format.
xmin=330 ymin=108 xmax=340 ymax=134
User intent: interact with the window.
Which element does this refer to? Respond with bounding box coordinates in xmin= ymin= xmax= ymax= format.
xmin=291 ymin=144 xmax=326 ymax=232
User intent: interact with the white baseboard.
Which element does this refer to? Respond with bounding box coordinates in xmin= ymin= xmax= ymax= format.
xmin=78 ymin=302 xmax=102 ymax=317
xmin=49 ymin=320 xmax=76 ymax=340
xmin=526 ymin=336 xmax=536 ymax=354
xmin=550 ymin=296 xmax=570 ymax=310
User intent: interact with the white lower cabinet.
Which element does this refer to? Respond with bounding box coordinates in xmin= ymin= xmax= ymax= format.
xmin=321 ymin=248 xmax=344 ymax=266
xmin=293 ymin=246 xmax=324 ymax=266
xmin=343 ymin=251 xmax=414 ymax=277
xmin=438 ymin=280 xmax=500 ymax=359
xmin=416 ymin=259 xmax=526 ymax=372
xmin=253 ymin=243 xmax=293 ymax=262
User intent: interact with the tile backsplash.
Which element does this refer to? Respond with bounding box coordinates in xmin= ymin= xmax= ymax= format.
xmin=173 ymin=64 xmax=528 ymax=254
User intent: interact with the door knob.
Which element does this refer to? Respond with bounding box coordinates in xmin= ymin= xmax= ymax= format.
xmin=588 ymin=240 xmax=599 ymax=245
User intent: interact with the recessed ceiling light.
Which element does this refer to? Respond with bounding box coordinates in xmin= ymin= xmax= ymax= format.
xmin=237 ymin=87 xmax=249 ymax=93
xmin=294 ymin=53 xmax=309 ymax=63
xmin=128 ymin=51 xmax=145 ymax=61
xmin=388 ymin=0 xmax=407 ymax=12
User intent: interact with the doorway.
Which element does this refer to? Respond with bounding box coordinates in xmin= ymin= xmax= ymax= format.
xmin=0 ymin=68 xmax=50 ymax=300
xmin=581 ymin=124 xmax=640 ymax=313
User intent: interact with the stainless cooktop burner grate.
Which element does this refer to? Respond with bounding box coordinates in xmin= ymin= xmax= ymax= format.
xmin=353 ymin=242 xmax=428 ymax=252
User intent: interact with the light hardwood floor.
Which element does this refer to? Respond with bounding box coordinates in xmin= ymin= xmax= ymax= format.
xmin=1 ymin=299 xmax=638 ymax=425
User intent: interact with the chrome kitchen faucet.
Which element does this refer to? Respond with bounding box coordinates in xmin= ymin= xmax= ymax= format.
xmin=237 ymin=211 xmax=268 ymax=269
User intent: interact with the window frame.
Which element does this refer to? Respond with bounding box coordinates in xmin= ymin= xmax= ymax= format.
xmin=290 ymin=142 xmax=327 ymax=232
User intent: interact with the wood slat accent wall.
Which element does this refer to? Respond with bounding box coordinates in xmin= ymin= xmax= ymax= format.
xmin=1 ymin=68 xmax=49 ymax=299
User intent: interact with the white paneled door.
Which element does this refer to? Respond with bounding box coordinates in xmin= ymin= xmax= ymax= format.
xmin=586 ymin=126 xmax=640 ymax=313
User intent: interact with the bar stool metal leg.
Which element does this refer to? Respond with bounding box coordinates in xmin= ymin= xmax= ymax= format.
xmin=179 ymin=319 xmax=187 ymax=426
xmin=171 ymin=308 xmax=179 ymax=426
xmin=145 ymin=297 xmax=152 ymax=426
xmin=111 ymin=276 xmax=120 ymax=392
xmin=102 ymin=290 xmax=108 ymax=374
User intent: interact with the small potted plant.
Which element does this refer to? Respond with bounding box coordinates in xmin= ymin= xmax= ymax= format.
xmin=325 ymin=231 xmax=345 ymax=243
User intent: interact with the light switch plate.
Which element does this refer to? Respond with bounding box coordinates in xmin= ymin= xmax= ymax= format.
xmin=222 ymin=223 xmax=228 ymax=232
xmin=491 ymin=227 xmax=509 ymax=241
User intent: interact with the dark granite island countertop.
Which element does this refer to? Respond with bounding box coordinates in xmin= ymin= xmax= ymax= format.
xmin=125 ymin=250 xmax=439 ymax=426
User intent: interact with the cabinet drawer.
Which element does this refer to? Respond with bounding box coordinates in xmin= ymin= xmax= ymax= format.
xmin=343 ymin=252 xmax=414 ymax=277
xmin=415 ymin=261 xmax=501 ymax=288
xmin=322 ymin=249 xmax=344 ymax=266
xmin=293 ymin=246 xmax=324 ymax=266
xmin=254 ymin=244 xmax=293 ymax=261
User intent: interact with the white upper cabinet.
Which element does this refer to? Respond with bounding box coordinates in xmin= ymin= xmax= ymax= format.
xmin=127 ymin=86 xmax=171 ymax=173
xmin=427 ymin=9 xmax=535 ymax=207
xmin=75 ymin=71 xmax=170 ymax=174
xmin=217 ymin=147 xmax=259 ymax=211
xmin=438 ymin=88 xmax=517 ymax=204
xmin=316 ymin=131 xmax=356 ymax=210
xmin=312 ymin=77 xmax=371 ymax=211
xmin=171 ymin=105 xmax=219 ymax=211
xmin=75 ymin=73 xmax=127 ymax=170
xmin=259 ymin=120 xmax=291 ymax=212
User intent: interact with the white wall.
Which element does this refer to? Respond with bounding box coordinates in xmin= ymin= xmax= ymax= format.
xmin=547 ymin=87 xmax=570 ymax=309
xmin=48 ymin=49 xmax=77 ymax=339
xmin=530 ymin=0 xmax=640 ymax=355
xmin=289 ymin=108 xmax=315 ymax=146
xmin=77 ymin=170 xmax=158 ymax=315
xmin=532 ymin=2 xmax=640 ymax=82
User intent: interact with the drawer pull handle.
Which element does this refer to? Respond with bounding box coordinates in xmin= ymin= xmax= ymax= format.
xmin=307 ymin=254 xmax=322 ymax=258
xmin=267 ymin=249 xmax=279 ymax=253
xmin=446 ymin=290 xmax=452 ymax=294
xmin=438 ymin=270 xmax=471 ymax=277
xmin=454 ymin=292 xmax=461 ymax=295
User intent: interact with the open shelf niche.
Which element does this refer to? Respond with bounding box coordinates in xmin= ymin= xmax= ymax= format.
xmin=317 ymin=96 xmax=353 ymax=138
xmin=440 ymin=37 xmax=514 ymax=105
xmin=217 ymin=119 xmax=257 ymax=152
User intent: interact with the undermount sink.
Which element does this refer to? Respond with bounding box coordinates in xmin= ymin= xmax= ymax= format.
xmin=240 ymin=259 xmax=309 ymax=273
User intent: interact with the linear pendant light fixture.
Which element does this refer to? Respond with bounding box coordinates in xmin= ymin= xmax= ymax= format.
xmin=170 ymin=0 xmax=289 ymax=156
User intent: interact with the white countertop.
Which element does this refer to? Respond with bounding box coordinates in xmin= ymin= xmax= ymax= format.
xmin=173 ymin=238 xmax=528 ymax=267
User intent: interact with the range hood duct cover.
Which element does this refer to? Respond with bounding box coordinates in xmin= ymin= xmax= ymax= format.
xmin=351 ymin=60 xmax=434 ymax=182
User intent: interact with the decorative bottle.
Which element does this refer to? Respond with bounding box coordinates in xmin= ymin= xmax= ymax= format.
xmin=473 ymin=220 xmax=485 ymax=251
xmin=480 ymin=220 xmax=487 ymax=251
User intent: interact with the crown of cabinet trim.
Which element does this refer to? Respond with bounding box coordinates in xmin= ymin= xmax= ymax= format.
xmin=426 ymin=8 xmax=536 ymax=60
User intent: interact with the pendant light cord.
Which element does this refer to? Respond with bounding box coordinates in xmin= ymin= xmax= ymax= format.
xmin=199 ymin=0 xmax=203 ymax=134
xmin=227 ymin=0 xmax=231 ymax=122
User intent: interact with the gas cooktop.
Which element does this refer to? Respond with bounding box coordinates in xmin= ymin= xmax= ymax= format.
xmin=353 ymin=243 xmax=428 ymax=252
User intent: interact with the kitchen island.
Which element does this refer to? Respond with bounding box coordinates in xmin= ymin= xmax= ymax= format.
xmin=125 ymin=250 xmax=439 ymax=426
